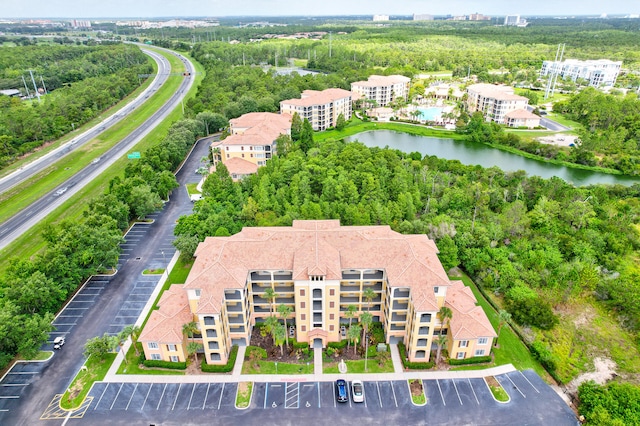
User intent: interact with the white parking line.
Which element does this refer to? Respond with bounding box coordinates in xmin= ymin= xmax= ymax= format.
xmin=519 ymin=371 xmax=540 ymax=393
xmin=376 ymin=382 xmax=383 ymax=407
xmin=316 ymin=382 xmax=320 ymax=408
xmin=1 ymin=384 xmax=28 ymax=387
xmin=187 ymin=383 xmax=197 ymax=409
xmin=110 ymin=383 xmax=124 ymax=410
xmin=333 ymin=383 xmax=336 ymax=408
xmin=202 ymin=383 xmax=210 ymax=410
xmin=125 ymin=383 xmax=138 ymax=410
xmin=8 ymin=372 xmax=37 ymax=375
xmin=436 ymin=379 xmax=446 ymax=406
xmin=264 ymin=383 xmax=269 ymax=409
xmin=467 ymin=378 xmax=480 ymax=405
xmin=390 ymin=381 xmax=398 ymax=408
xmin=218 ymin=383 xmax=225 ymax=410
xmin=452 ymin=379 xmax=463 ymax=405
xmin=172 ymin=383 xmax=182 ymax=410
xmin=156 ymin=383 xmax=167 ymax=410
xmin=141 ymin=383 xmax=153 ymax=410
xmin=94 ymin=384 xmax=109 ymax=410
xmin=505 ymin=375 xmax=525 ymax=398
xmin=0 ymin=396 xmax=19 ymax=399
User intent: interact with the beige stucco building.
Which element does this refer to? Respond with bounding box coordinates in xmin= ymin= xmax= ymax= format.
xmin=351 ymin=75 xmax=411 ymax=107
xmin=280 ymin=88 xmax=353 ymax=131
xmin=211 ymin=112 xmax=291 ymax=180
xmin=465 ymin=83 xmax=531 ymax=125
xmin=504 ymin=109 xmax=541 ymax=129
xmin=139 ymin=220 xmax=496 ymax=366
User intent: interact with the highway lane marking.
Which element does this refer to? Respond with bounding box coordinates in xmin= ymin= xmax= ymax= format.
xmin=436 ymin=379 xmax=446 ymax=406
xmin=125 ymin=383 xmax=138 ymax=410
xmin=519 ymin=371 xmax=540 ymax=393
xmin=468 ymin=378 xmax=480 ymax=405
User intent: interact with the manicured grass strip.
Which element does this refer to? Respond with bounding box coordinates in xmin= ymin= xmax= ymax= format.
xmin=409 ymin=379 xmax=426 ymax=405
xmin=324 ymin=358 xmax=394 ymax=374
xmin=242 ymin=360 xmax=314 ymax=375
xmin=117 ymin=343 xmax=184 ymax=375
xmin=485 ymin=376 xmax=509 ymax=402
xmin=60 ymin=354 xmax=116 ymax=410
xmin=236 ymin=382 xmax=253 ymax=408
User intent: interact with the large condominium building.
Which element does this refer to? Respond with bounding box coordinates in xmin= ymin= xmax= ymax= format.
xmin=540 ymin=59 xmax=622 ymax=87
xmin=211 ymin=112 xmax=291 ymax=180
xmin=139 ymin=220 xmax=496 ymax=366
xmin=351 ymin=75 xmax=411 ymax=107
xmin=280 ymin=89 xmax=353 ymax=131
xmin=465 ymin=83 xmax=530 ymax=125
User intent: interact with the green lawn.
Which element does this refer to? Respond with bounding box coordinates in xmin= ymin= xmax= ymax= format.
xmin=324 ymin=357 xmax=394 ymax=374
xmin=117 ymin=343 xmax=184 ymax=375
xmin=61 ymin=353 xmax=115 ymax=410
xmin=0 ymin=48 xmax=204 ymax=274
xmin=242 ymin=360 xmax=313 ymax=375
xmin=545 ymin=112 xmax=583 ymax=130
xmin=449 ymin=273 xmax=550 ymax=380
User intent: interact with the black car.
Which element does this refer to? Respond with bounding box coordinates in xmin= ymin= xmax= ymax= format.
xmin=336 ymin=379 xmax=348 ymax=403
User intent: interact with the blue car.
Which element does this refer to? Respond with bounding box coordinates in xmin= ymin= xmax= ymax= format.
xmin=336 ymin=379 xmax=348 ymax=403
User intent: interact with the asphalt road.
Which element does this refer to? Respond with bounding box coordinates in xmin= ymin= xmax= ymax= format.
xmin=0 ymin=45 xmax=195 ymax=250
xmin=0 ymin=136 xmax=212 ymax=426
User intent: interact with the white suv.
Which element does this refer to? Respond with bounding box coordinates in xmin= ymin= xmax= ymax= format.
xmin=53 ymin=337 xmax=65 ymax=350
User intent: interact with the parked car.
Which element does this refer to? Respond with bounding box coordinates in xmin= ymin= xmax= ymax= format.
xmin=53 ymin=337 xmax=65 ymax=350
xmin=335 ymin=379 xmax=348 ymax=403
xmin=351 ymin=380 xmax=364 ymax=403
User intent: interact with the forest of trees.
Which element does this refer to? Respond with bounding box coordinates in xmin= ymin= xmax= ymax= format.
xmin=0 ymin=118 xmax=202 ymax=368
xmin=0 ymin=44 xmax=152 ymax=168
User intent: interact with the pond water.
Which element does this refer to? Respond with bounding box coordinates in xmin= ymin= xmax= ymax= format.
xmin=346 ymin=130 xmax=640 ymax=187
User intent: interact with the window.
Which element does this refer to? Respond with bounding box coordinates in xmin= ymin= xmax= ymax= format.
xmin=168 ymin=344 xmax=177 ymax=352
xmin=241 ymin=153 xmax=244 ymax=158
xmin=420 ymin=313 xmax=432 ymax=323
xmin=475 ymin=349 xmax=485 ymax=357
xmin=301 ymin=325 xmax=306 ymax=332
xmin=478 ymin=337 xmax=488 ymax=345
xmin=241 ymin=146 xmax=244 ymax=151
xmin=330 ymin=325 xmax=334 ymax=331
xmin=151 ymin=353 xmax=161 ymax=360
xmin=300 ymin=289 xmax=305 ymax=296
xmin=195 ymin=289 xmax=201 ymax=297
xmin=433 ymin=287 xmax=439 ymax=294
xmin=457 ymin=352 xmax=466 ymax=360
xmin=329 ymin=314 xmax=334 ymax=320
xmin=147 ymin=342 xmax=159 ymax=349
xmin=170 ymin=356 xmax=179 ymax=362
xmin=226 ymin=154 xmax=229 ymax=159
xmin=208 ymin=341 xmax=219 ymax=350
xmin=459 ymin=340 xmax=468 ymax=348
xmin=204 ymin=316 xmax=215 ymax=326
xmin=301 ymin=314 xmax=306 ymax=320
xmin=250 ymin=154 xmax=253 ymax=158
xmin=330 ymin=289 xmax=335 ymax=296
xmin=329 ymin=302 xmax=335 ymax=308
xmin=210 ymin=353 xmax=221 ymax=362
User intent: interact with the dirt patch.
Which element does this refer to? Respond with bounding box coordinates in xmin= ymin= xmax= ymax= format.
xmin=249 ymin=326 xmax=311 ymax=363
xmin=238 ymin=381 xmax=249 ymax=394
xmin=565 ymin=357 xmax=617 ymax=395
xmin=409 ymin=379 xmax=423 ymax=396
xmin=485 ymin=375 xmax=500 ymax=388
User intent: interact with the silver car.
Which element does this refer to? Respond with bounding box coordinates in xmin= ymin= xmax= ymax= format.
xmin=351 ymin=380 xmax=364 ymax=403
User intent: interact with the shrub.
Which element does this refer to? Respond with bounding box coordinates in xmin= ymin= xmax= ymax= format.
xmin=201 ymin=345 xmax=238 ymax=373
xmin=448 ymin=355 xmax=492 ymax=366
xmin=370 ymin=322 xmax=385 ymax=344
xmin=328 ymin=339 xmax=348 ymax=349
xmin=245 ymin=346 xmax=267 ymax=360
xmin=142 ymin=359 xmax=187 ymax=370
xmin=398 ymin=342 xmax=434 ymax=370
xmin=292 ymin=340 xmax=309 ymax=349
xmin=326 ymin=347 xmax=336 ymax=357
xmin=530 ymin=341 xmax=557 ymax=372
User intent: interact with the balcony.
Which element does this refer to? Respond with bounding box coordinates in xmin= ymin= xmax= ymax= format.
xmin=391 ymin=313 xmax=407 ymax=322
xmin=251 ymin=283 xmax=269 ymax=293
xmin=224 ymin=290 xmax=242 ymax=300
xmin=229 ymin=325 xmax=246 ymax=334
xmin=363 ymin=271 xmax=384 ymax=280
xmin=342 ymin=272 xmax=360 ymax=280
xmin=250 ymin=272 xmax=271 ymax=281
xmin=417 ymin=339 xmax=428 ymax=347
xmin=313 ymin=301 xmax=322 ymax=311
xmin=253 ymin=306 xmax=270 ymax=313
xmin=226 ymin=303 xmax=243 ymax=313
xmin=203 ymin=316 xmax=215 ymax=326
xmin=273 ymin=286 xmax=294 ymax=294
xmin=390 ymin=324 xmax=405 ymax=331
xmin=275 ymin=297 xmax=294 ymax=305
xmin=419 ymin=326 xmax=430 ymax=335
xmin=313 ymin=313 xmax=322 ymax=323
xmin=392 ymin=301 xmax=409 ymax=311
xmin=228 ymin=316 xmax=245 ymax=324
xmin=393 ymin=288 xmax=410 ymax=298
xmin=274 ymin=273 xmax=292 ymax=280
xmin=362 ymin=283 xmax=383 ymax=292
xmin=340 ymin=285 xmax=360 ymax=292
xmin=340 ymin=296 xmax=359 ymax=304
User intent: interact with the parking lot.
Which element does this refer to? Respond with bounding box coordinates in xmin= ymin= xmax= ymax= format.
xmin=0 ymin=362 xmax=47 ymax=414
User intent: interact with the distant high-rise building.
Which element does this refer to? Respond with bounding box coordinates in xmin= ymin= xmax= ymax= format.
xmin=540 ymin=59 xmax=622 ymax=87
xmin=373 ymin=15 xmax=390 ymax=22
xmin=413 ymin=14 xmax=434 ymax=21
xmin=71 ymin=19 xmax=91 ymax=28
xmin=504 ymin=15 xmax=528 ymax=27
xmin=468 ymin=13 xmax=491 ymax=21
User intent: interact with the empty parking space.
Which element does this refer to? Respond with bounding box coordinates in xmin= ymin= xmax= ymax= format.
xmin=299 ymin=382 xmax=319 ymax=408
xmin=106 ymin=276 xmax=159 ymax=335
xmin=496 ymin=373 xmax=526 ymax=400
xmin=376 ymin=381 xmax=398 ymax=408
xmin=0 ymin=360 xmax=47 ymax=414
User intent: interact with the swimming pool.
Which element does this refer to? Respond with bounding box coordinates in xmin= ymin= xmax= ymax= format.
xmin=417 ymin=107 xmax=443 ymax=121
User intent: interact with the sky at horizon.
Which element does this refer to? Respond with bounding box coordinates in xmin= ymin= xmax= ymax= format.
xmin=1 ymin=0 xmax=639 ymax=19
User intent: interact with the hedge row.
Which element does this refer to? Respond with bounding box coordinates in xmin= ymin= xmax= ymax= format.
xmin=448 ymin=356 xmax=492 ymax=366
xmin=291 ymin=340 xmax=309 ymax=349
xmin=328 ymin=339 xmax=348 ymax=349
xmin=398 ymin=342 xmax=434 ymax=370
xmin=201 ymin=345 xmax=238 ymax=373
xmin=143 ymin=359 xmax=187 ymax=370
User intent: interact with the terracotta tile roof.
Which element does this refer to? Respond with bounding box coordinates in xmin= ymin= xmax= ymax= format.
xmin=446 ymin=281 xmax=497 ymax=340
xmin=222 ymin=157 xmax=258 ymax=176
xmin=229 ymin=112 xmax=292 ymax=133
xmin=467 ymin=83 xmax=528 ymax=101
xmin=184 ymin=220 xmax=451 ymax=314
xmin=281 ymin=88 xmax=353 ymax=107
xmin=505 ymin=109 xmax=540 ymax=119
xmin=139 ymin=284 xmax=192 ymax=344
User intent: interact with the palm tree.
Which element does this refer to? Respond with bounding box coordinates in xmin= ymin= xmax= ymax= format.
xmin=345 ymin=304 xmax=357 ymax=328
xmin=496 ymin=310 xmax=512 ymax=347
xmin=128 ymin=325 xmax=141 ymax=356
xmin=360 ymin=312 xmax=373 ymax=349
xmin=187 ymin=341 xmax=202 ymax=364
xmin=274 ymin=323 xmax=286 ymax=356
xmin=362 ymin=287 xmax=376 ymax=312
xmin=278 ymin=304 xmax=293 ymax=348
xmin=117 ymin=327 xmax=132 ymax=364
xmin=347 ymin=325 xmax=361 ymax=355
xmin=264 ymin=287 xmax=277 ymax=315
xmin=438 ymin=306 xmax=452 ymax=335
xmin=182 ymin=321 xmax=199 ymax=354
xmin=435 ymin=334 xmax=448 ymax=365
xmin=264 ymin=315 xmax=279 ymax=345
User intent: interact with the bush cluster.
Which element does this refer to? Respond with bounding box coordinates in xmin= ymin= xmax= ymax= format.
xmin=200 ymin=345 xmax=238 ymax=373
xmin=142 ymin=359 xmax=187 ymax=370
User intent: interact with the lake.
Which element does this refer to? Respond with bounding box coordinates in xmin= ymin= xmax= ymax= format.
xmin=346 ymin=130 xmax=640 ymax=187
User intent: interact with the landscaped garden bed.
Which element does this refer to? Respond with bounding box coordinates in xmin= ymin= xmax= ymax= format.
xmin=485 ymin=376 xmax=509 ymax=402
xmin=409 ymin=379 xmax=426 ymax=405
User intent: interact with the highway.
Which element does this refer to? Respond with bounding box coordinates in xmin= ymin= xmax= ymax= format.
xmin=0 ymin=45 xmax=195 ymax=250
